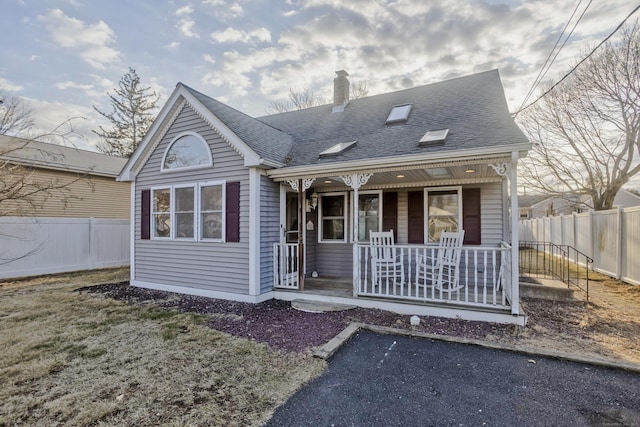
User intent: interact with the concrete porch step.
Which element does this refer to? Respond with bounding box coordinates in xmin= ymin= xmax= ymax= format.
xmin=520 ymin=278 xmax=575 ymax=301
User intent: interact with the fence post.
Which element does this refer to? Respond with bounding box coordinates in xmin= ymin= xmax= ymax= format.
xmin=616 ymin=206 xmax=623 ymax=280
xmin=589 ymin=210 xmax=595 ymax=266
xmin=88 ymin=217 xmax=95 ymax=270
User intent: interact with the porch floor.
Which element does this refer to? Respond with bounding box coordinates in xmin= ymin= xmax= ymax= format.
xmin=294 ymin=277 xmax=353 ymax=297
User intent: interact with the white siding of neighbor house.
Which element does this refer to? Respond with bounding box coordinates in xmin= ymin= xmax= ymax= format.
xmin=134 ymin=105 xmax=250 ymax=294
xmin=260 ymin=175 xmax=280 ymax=293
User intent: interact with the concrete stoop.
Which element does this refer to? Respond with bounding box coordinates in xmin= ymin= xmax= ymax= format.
xmin=520 ymin=277 xmax=575 ymax=301
xmin=291 ymin=299 xmax=357 ymax=313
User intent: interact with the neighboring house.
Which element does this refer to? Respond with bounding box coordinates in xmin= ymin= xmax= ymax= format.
xmin=0 ymin=135 xmax=129 ymax=218
xmin=118 ymin=69 xmax=531 ymax=325
xmin=0 ymin=135 xmax=130 ymax=279
xmin=519 ymin=189 xmax=640 ymax=219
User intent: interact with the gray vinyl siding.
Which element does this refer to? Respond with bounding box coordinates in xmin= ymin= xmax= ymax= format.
xmin=134 ymin=105 xmax=250 ymax=294
xmin=260 ymin=175 xmax=280 ymax=293
xmin=478 ymin=182 xmax=505 ymax=246
xmin=311 ymin=182 xmax=504 ymax=279
xmin=316 ymin=243 xmax=353 ymax=277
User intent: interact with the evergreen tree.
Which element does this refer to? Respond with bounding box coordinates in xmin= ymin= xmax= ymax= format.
xmin=93 ymin=67 xmax=159 ymax=158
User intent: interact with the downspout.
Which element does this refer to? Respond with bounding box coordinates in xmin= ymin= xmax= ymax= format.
xmin=510 ymin=152 xmax=520 ymax=316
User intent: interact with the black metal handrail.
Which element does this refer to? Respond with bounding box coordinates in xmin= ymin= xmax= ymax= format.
xmin=518 ymin=241 xmax=594 ymax=300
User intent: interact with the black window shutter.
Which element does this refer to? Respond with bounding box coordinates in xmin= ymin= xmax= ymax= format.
xmin=226 ymin=182 xmax=240 ymax=242
xmin=141 ymin=189 xmax=151 ymax=240
xmin=382 ymin=192 xmax=398 ymax=240
xmin=462 ymin=188 xmax=481 ymax=245
xmin=407 ymin=191 xmax=424 ymax=244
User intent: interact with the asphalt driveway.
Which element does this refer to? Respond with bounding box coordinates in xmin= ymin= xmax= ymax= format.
xmin=267 ymin=331 xmax=640 ymax=426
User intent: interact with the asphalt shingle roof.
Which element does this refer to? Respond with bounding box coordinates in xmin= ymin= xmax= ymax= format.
xmin=0 ymin=135 xmax=127 ymax=177
xmin=182 ymin=85 xmax=294 ymax=164
xmin=183 ymin=70 xmax=528 ymax=167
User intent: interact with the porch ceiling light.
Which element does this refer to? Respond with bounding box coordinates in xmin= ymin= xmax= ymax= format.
xmin=425 ymin=167 xmax=452 ymax=179
xmin=396 ymin=174 xmax=405 ymax=178
xmin=465 ymin=168 xmax=476 ymax=173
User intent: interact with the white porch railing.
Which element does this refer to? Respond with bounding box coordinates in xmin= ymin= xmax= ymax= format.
xmin=357 ymin=244 xmax=511 ymax=308
xmin=272 ymin=242 xmax=514 ymax=310
xmin=273 ymin=243 xmax=299 ymax=289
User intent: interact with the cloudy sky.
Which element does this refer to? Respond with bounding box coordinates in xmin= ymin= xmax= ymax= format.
xmin=1 ymin=0 xmax=637 ymax=151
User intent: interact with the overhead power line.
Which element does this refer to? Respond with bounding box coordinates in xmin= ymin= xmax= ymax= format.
xmin=517 ymin=0 xmax=592 ymax=114
xmin=513 ymin=4 xmax=640 ymax=117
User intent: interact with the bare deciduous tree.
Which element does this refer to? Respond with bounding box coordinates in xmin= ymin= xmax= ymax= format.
xmin=267 ymin=80 xmax=370 ymax=114
xmin=0 ymin=86 xmax=36 ymax=136
xmin=93 ymin=67 xmax=159 ymax=158
xmin=519 ymin=24 xmax=640 ymax=210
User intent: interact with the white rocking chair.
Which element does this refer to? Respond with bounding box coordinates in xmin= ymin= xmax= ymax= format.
xmin=416 ymin=230 xmax=465 ymax=295
xmin=370 ymin=230 xmax=405 ymax=291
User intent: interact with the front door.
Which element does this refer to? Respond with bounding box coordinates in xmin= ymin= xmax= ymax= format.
xmin=274 ymin=192 xmax=301 ymax=289
xmin=285 ymin=192 xmax=299 ymax=243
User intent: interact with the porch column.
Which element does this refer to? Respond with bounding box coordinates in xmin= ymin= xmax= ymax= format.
xmin=341 ymin=173 xmax=372 ymax=296
xmin=490 ymin=158 xmax=520 ymax=316
xmin=286 ymin=178 xmax=315 ymax=290
xmin=510 ymin=152 xmax=520 ymax=316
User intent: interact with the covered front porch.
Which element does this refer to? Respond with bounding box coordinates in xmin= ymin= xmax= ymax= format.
xmin=266 ymin=149 xmax=524 ymax=325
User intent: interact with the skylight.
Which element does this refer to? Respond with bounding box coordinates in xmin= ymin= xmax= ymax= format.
xmin=386 ymin=104 xmax=412 ymax=124
xmin=319 ymin=140 xmax=357 ymax=158
xmin=419 ymin=129 xmax=449 ymax=145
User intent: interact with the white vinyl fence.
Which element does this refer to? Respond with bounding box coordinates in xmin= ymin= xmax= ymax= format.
xmin=0 ymin=217 xmax=129 ymax=280
xmin=519 ymin=206 xmax=640 ymax=285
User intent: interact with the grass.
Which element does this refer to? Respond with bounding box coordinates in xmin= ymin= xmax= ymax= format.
xmin=0 ymin=268 xmax=326 ymax=426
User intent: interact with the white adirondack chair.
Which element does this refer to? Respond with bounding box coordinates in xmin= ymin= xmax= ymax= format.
xmin=416 ymin=230 xmax=465 ymax=294
xmin=370 ymin=230 xmax=404 ymax=290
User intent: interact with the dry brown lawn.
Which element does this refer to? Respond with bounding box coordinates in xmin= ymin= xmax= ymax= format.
xmin=1 ymin=267 xmax=639 ymax=426
xmin=515 ymin=273 xmax=640 ymax=365
xmin=0 ymin=268 xmax=325 ymax=426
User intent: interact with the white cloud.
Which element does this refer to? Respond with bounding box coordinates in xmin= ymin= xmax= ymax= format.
xmin=203 ymin=54 xmax=216 ymax=64
xmin=202 ymin=0 xmax=244 ymax=18
xmin=27 ymin=98 xmax=98 ymax=151
xmin=176 ymin=5 xmax=194 ymax=16
xmin=177 ymin=18 xmax=200 ymax=38
xmin=229 ymin=2 xmax=244 ymax=17
xmin=167 ymin=41 xmax=181 ymax=49
xmin=37 ymin=9 xmax=120 ymax=70
xmin=210 ymin=27 xmax=271 ymax=44
xmin=54 ymin=81 xmax=94 ymax=91
xmin=0 ymin=77 xmax=24 ymax=92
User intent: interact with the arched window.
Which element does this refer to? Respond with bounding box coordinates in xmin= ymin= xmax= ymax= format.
xmin=162 ymin=133 xmax=212 ymax=170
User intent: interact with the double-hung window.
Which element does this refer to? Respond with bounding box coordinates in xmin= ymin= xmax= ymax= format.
xmin=150 ymin=182 xmax=225 ymax=241
xmin=200 ymin=183 xmax=225 ymax=240
xmin=152 ymin=188 xmax=171 ymax=238
xmin=425 ymin=186 xmax=462 ymax=243
xmin=320 ymin=193 xmax=347 ymax=242
xmin=175 ymin=186 xmax=195 ymax=239
xmin=358 ymin=191 xmax=381 ymax=242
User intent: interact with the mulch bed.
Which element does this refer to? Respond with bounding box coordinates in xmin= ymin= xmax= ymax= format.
xmin=80 ymin=282 xmax=516 ymax=353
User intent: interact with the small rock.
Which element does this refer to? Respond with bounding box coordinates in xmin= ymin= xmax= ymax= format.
xmin=410 ymin=315 xmax=421 ymax=326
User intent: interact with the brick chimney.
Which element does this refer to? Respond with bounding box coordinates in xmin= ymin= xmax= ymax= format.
xmin=332 ymin=70 xmax=349 ymax=112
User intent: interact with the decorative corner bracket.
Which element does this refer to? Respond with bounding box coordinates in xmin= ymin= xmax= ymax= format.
xmin=286 ymin=178 xmax=315 ymax=192
xmin=489 ymin=163 xmax=510 ymax=177
xmin=340 ymin=173 xmax=373 ymax=189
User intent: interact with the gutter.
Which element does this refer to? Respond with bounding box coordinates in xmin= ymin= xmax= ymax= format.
xmin=266 ymin=143 xmax=531 ymax=181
